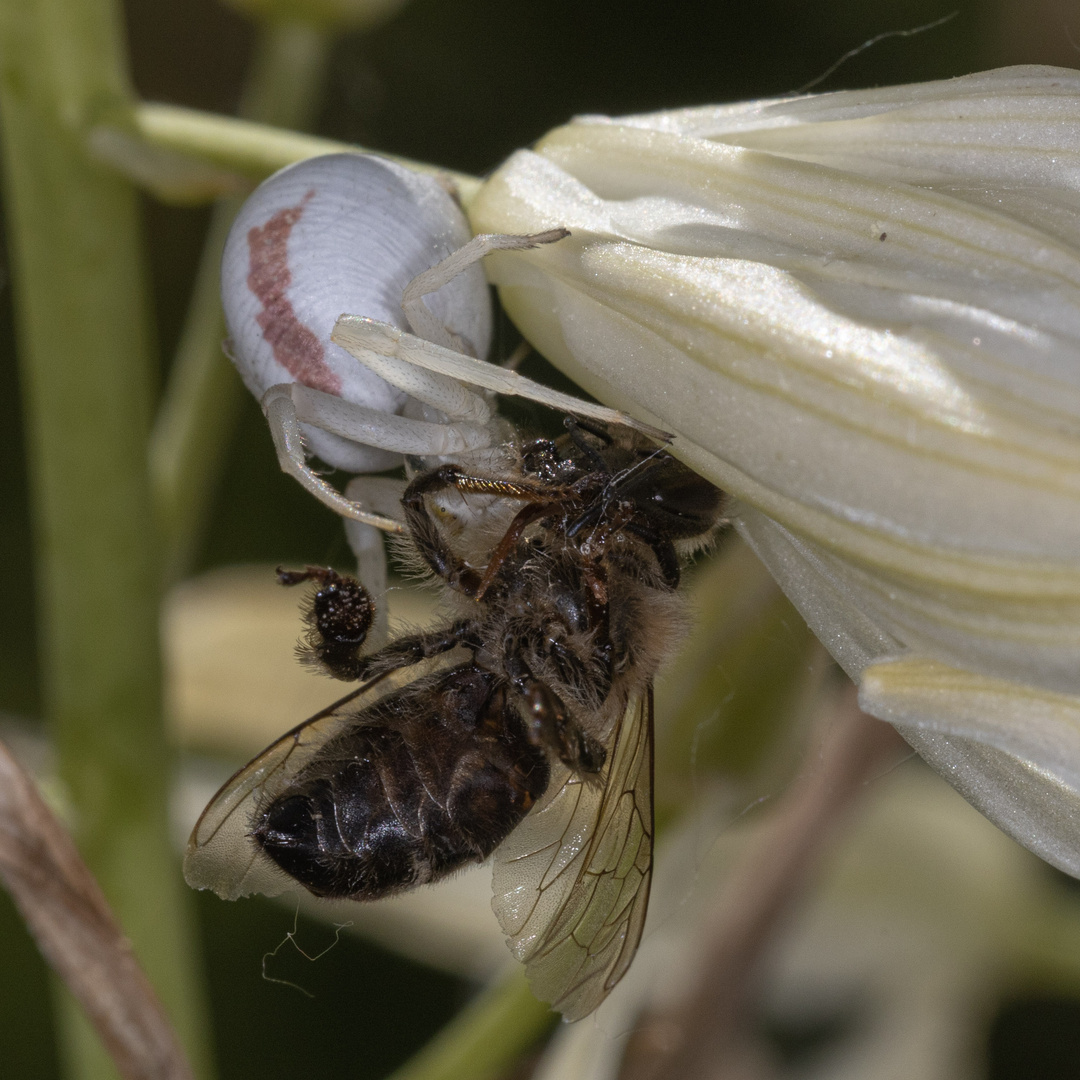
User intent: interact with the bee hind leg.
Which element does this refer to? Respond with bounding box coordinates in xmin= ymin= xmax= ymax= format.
xmin=356 ymin=619 xmax=476 ymax=682
xmin=506 ymin=653 xmax=606 ymax=774
xmin=277 ymin=562 xmax=474 ymax=684
xmin=276 ymin=566 xmax=375 ymax=680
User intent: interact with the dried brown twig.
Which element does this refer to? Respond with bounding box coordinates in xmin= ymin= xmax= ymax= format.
xmin=621 ymin=683 xmax=907 ymax=1080
xmin=0 ymin=737 xmax=194 ymax=1080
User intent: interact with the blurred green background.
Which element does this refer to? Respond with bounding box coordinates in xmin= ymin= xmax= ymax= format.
xmin=2 ymin=0 xmax=1079 ymax=1076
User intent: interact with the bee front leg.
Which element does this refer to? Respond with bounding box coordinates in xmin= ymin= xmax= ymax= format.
xmin=401 ymin=466 xmax=485 ymax=597
xmin=403 ymin=464 xmax=562 ymax=597
xmin=624 ymin=519 xmax=682 ymax=587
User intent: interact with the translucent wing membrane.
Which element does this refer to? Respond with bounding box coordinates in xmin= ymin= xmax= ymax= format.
xmin=184 ymin=675 xmax=398 ymax=900
xmin=492 ymin=688 xmax=654 ymax=1021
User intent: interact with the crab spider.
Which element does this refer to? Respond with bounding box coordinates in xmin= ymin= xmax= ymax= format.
xmin=220 ymin=152 xmax=664 ymax=548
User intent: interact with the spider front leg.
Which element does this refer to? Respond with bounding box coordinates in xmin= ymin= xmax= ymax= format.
xmin=333 ymin=316 xmax=672 ymax=443
xmin=261 ymin=376 xmax=494 ymax=527
xmin=332 ymin=221 xmax=666 ymax=443
xmin=399 ymin=229 xmax=569 ymax=353
xmin=261 ymin=386 xmax=408 ymax=531
xmin=301 ymin=231 xmax=575 ymax=474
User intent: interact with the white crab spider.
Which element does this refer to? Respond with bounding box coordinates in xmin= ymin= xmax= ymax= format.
xmin=220 ymin=152 xmax=663 ymax=557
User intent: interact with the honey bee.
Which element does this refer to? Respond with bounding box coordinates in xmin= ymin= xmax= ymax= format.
xmin=185 ymin=418 xmax=724 ymax=1019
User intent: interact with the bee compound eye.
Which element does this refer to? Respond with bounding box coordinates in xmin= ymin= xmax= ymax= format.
xmin=219 ymin=152 xmax=493 ymax=473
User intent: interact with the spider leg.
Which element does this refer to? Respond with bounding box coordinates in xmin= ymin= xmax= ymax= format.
xmin=331 ymin=318 xmax=491 ymax=424
xmin=400 ymin=229 xmax=569 ymax=352
xmin=342 ymin=475 xmax=406 ymax=527
xmin=289 ymin=383 xmax=491 ymax=457
xmin=564 ymin=415 xmax=616 ymax=445
xmin=342 ymin=475 xmax=408 ymax=649
xmin=332 ymin=315 xmax=672 ymax=442
xmin=261 ymin=385 xmax=406 ymax=532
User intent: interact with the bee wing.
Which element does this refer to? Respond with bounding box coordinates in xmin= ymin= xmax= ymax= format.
xmin=184 ymin=680 xmax=383 ymax=900
xmin=491 ymin=687 xmax=654 ymax=1021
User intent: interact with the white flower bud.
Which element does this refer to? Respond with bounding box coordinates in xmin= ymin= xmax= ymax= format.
xmin=468 ymin=66 xmax=1080 ymax=875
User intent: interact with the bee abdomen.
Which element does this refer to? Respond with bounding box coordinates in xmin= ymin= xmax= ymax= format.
xmin=252 ymin=664 xmax=549 ymax=900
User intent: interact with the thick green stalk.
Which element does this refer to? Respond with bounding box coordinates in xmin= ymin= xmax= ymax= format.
xmin=149 ymin=19 xmax=337 ymax=579
xmin=0 ymin=1 xmax=212 ymax=1078
xmin=388 ymin=968 xmax=556 ymax=1080
xmin=133 ymin=102 xmax=482 ymax=201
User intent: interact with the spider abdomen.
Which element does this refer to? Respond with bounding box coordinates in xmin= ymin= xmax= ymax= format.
xmin=220 ymin=153 xmax=492 ymax=474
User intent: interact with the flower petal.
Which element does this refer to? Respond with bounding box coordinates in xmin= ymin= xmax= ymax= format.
xmin=468 ymin=66 xmax=1080 ymax=869
xmin=860 ymin=659 xmax=1080 ymax=878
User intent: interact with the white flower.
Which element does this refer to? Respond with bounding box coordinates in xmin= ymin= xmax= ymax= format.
xmin=468 ymin=66 xmax=1080 ymax=875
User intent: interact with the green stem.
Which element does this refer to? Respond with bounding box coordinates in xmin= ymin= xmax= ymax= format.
xmin=149 ymin=19 xmax=336 ymax=581
xmin=388 ymin=968 xmax=556 ymax=1080
xmin=238 ymin=18 xmax=333 ymax=131
xmin=0 ymin=1 xmax=212 ymax=1078
xmin=133 ymin=101 xmax=482 ymax=202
